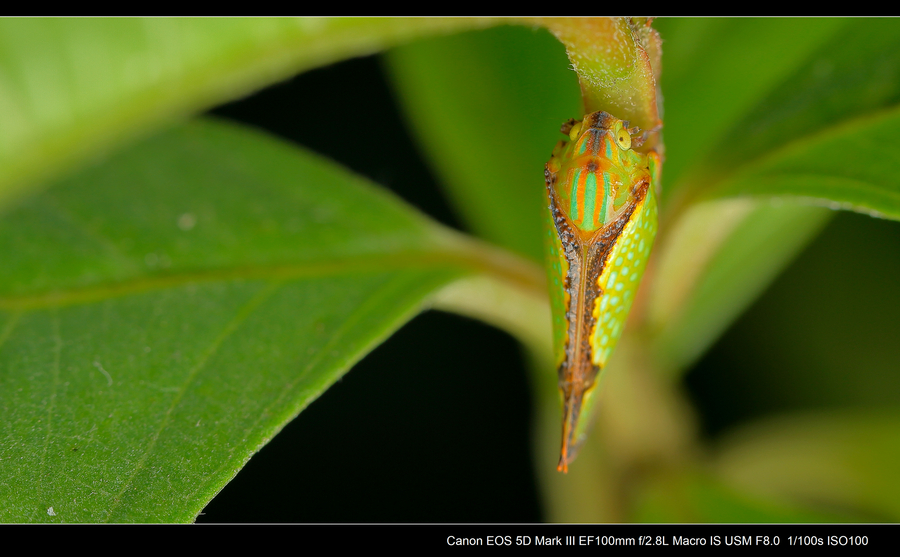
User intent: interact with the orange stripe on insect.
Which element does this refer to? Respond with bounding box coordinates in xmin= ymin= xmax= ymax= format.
xmin=592 ymin=167 xmax=608 ymax=230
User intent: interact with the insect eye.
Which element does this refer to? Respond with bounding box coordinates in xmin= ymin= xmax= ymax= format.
xmin=568 ymin=121 xmax=583 ymax=141
xmin=614 ymin=124 xmax=632 ymax=150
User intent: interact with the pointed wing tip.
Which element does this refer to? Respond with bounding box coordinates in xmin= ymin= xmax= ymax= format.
xmin=558 ymin=383 xmax=595 ymax=474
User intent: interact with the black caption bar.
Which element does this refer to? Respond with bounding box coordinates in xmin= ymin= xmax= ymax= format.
xmin=193 ymin=523 xmax=893 ymax=551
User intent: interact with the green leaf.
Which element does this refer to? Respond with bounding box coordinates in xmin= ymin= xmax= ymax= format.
xmin=710 ymin=109 xmax=900 ymax=219
xmin=705 ymin=19 xmax=900 ymax=176
xmin=631 ymin=469 xmax=856 ymax=523
xmin=678 ymin=19 xmax=900 ymax=220
xmin=384 ymin=25 xmax=581 ymax=262
xmin=0 ymin=118 xmax=543 ymax=522
xmin=714 ymin=412 xmax=900 ymax=521
xmin=653 ymin=17 xmax=848 ymax=201
xmin=0 ymin=18 xmax=496 ymax=211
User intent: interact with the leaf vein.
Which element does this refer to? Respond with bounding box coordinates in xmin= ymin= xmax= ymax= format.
xmin=104 ymin=280 xmax=282 ymax=522
xmin=185 ymin=272 xmax=435 ymax=507
xmin=36 ymin=310 xmax=62 ymax=521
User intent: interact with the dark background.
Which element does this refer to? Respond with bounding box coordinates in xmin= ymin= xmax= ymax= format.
xmin=197 ymin=54 xmax=900 ymax=522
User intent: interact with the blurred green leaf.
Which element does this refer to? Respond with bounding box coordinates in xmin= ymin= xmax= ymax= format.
xmin=0 ymin=118 xmax=542 ymax=522
xmin=653 ymin=18 xmax=848 ymax=201
xmin=640 ymin=18 xmax=900 ymax=376
xmin=648 ymin=200 xmax=831 ymax=374
xmin=0 ymin=17 xmax=495 ymax=211
xmin=636 ymin=19 xmax=848 ymax=376
xmin=710 ymin=109 xmax=900 ymax=219
xmin=632 ymin=469 xmax=856 ymax=523
xmin=384 ymin=26 xmax=581 ymax=262
xmin=689 ymin=210 xmax=900 ymax=418
xmin=704 ymin=19 xmax=900 ymax=177
xmin=715 ymin=412 xmax=900 ymax=521
xmin=675 ymin=19 xmax=900 ymax=219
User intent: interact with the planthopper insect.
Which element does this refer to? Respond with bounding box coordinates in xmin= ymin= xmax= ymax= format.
xmin=544 ymin=110 xmax=661 ymax=473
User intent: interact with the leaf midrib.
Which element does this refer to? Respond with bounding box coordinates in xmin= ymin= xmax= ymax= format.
xmin=0 ymin=242 xmax=547 ymax=311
